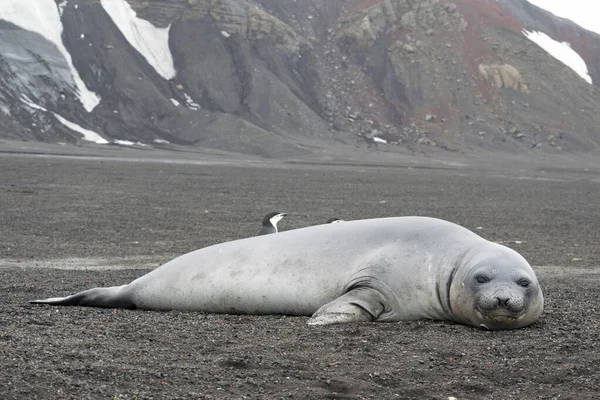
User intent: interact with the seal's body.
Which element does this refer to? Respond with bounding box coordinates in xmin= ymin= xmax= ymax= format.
xmin=31 ymin=217 xmax=544 ymax=330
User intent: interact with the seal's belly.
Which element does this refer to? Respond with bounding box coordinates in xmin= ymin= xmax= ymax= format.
xmin=128 ymin=252 xmax=347 ymax=314
xmin=132 ymin=279 xmax=341 ymax=315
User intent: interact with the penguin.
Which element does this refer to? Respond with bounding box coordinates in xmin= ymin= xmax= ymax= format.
xmin=326 ymin=217 xmax=344 ymax=224
xmin=256 ymin=212 xmax=287 ymax=236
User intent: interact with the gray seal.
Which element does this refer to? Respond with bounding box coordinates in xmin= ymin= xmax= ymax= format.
xmin=257 ymin=212 xmax=287 ymax=235
xmin=30 ymin=217 xmax=544 ymax=330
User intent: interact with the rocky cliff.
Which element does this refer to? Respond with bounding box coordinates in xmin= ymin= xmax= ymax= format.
xmin=0 ymin=0 xmax=599 ymax=157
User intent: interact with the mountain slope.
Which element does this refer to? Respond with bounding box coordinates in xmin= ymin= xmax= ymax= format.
xmin=0 ymin=0 xmax=599 ymax=157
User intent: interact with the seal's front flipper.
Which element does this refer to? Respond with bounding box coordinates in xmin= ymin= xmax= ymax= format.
xmin=307 ymin=288 xmax=386 ymax=325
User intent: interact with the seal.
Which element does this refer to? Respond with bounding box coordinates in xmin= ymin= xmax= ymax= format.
xmin=30 ymin=217 xmax=544 ymax=330
xmin=326 ymin=217 xmax=344 ymax=224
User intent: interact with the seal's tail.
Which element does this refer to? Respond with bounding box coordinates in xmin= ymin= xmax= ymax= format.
xmin=29 ymin=285 xmax=135 ymax=309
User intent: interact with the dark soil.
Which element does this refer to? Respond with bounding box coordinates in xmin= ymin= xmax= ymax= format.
xmin=1 ymin=153 xmax=599 ymax=399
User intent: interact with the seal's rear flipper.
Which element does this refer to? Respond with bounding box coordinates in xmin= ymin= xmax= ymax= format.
xmin=307 ymin=288 xmax=386 ymax=325
xmin=30 ymin=285 xmax=134 ymax=309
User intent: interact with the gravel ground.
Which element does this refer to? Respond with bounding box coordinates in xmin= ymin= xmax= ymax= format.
xmin=1 ymin=153 xmax=599 ymax=399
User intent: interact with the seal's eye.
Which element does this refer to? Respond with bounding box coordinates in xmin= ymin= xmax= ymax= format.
xmin=475 ymin=275 xmax=489 ymax=284
xmin=518 ymin=279 xmax=530 ymax=288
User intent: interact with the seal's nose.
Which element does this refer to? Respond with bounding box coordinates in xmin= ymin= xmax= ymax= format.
xmin=496 ymin=294 xmax=510 ymax=308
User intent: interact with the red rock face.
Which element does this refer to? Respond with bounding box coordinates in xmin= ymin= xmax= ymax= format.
xmin=448 ymin=0 xmax=522 ymax=63
xmin=342 ymin=0 xmax=383 ymax=19
xmin=450 ymin=0 xmax=523 ymax=32
xmin=447 ymin=0 xmax=515 ymax=102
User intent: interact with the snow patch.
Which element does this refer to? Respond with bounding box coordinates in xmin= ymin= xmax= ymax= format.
xmin=100 ymin=0 xmax=176 ymax=80
xmin=220 ymin=31 xmax=231 ymax=38
xmin=170 ymin=98 xmax=180 ymax=107
xmin=373 ymin=137 xmax=387 ymax=144
xmin=113 ymin=139 xmax=148 ymax=147
xmin=114 ymin=139 xmax=135 ymax=146
xmin=523 ymin=30 xmax=592 ymax=84
xmin=58 ymin=1 xmax=68 ymax=16
xmin=153 ymin=139 xmax=171 ymax=144
xmin=525 ymin=1 xmax=600 ymax=36
xmin=20 ymin=95 xmax=47 ymax=111
xmin=0 ymin=0 xmax=101 ymax=111
xmin=54 ymin=114 xmax=109 ymax=144
xmin=21 ymin=95 xmax=108 ymax=143
xmin=184 ymin=93 xmax=200 ymax=110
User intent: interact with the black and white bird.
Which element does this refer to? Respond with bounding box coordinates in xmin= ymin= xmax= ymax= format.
xmin=256 ymin=212 xmax=287 ymax=236
xmin=326 ymin=217 xmax=344 ymax=224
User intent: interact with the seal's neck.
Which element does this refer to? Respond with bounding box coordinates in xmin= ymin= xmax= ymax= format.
xmin=437 ymin=245 xmax=484 ymax=321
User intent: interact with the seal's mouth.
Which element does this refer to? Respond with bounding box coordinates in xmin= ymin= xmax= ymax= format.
xmin=475 ymin=309 xmax=525 ymax=324
xmin=475 ymin=295 xmax=526 ymax=316
xmin=477 ymin=302 xmax=525 ymax=313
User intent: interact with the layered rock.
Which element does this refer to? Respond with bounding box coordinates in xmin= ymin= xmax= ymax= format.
xmin=0 ymin=0 xmax=599 ymax=156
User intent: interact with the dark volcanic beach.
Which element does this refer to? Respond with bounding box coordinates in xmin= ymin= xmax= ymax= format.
xmin=1 ymin=153 xmax=599 ymax=399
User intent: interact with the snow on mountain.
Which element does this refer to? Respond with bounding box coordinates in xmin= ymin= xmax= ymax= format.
xmin=525 ymin=0 xmax=600 ymax=36
xmin=52 ymin=114 xmax=109 ymax=144
xmin=20 ymin=96 xmax=108 ymax=144
xmin=58 ymin=1 xmax=68 ymax=16
xmin=20 ymin=96 xmax=47 ymax=112
xmin=113 ymin=139 xmax=148 ymax=147
xmin=100 ymin=0 xmax=176 ymax=80
xmin=0 ymin=0 xmax=101 ymax=112
xmin=523 ymin=30 xmax=593 ymax=84
xmin=183 ymin=93 xmax=200 ymax=110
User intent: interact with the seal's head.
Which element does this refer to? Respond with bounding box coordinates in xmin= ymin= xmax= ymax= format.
xmin=450 ymin=244 xmax=544 ymax=330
